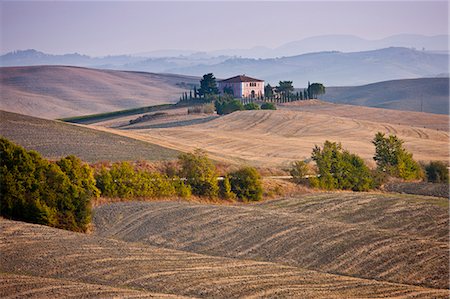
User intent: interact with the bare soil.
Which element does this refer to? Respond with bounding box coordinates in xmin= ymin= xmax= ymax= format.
xmin=93 ymin=193 xmax=449 ymax=290
xmin=1 ymin=216 xmax=448 ymax=298
xmin=0 ymin=110 xmax=179 ymax=162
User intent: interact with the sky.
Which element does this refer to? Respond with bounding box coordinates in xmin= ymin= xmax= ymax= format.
xmin=1 ymin=1 xmax=448 ymax=56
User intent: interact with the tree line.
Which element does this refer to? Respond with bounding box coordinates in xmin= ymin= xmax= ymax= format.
xmin=178 ymin=73 xmax=325 ymax=105
xmin=290 ymin=132 xmax=448 ymax=191
xmin=1 ymin=138 xmax=263 ymax=232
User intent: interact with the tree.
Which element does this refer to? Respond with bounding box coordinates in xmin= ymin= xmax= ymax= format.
xmin=372 ymin=132 xmax=422 ymax=180
xmin=198 ymin=73 xmax=219 ymax=97
xmin=425 ymin=161 xmax=449 ymax=183
xmin=308 ymin=83 xmax=326 ymax=99
xmin=219 ymin=175 xmax=235 ymax=200
xmin=223 ymin=86 xmax=234 ymax=96
xmin=290 ymin=161 xmax=310 ymax=184
xmin=264 ymin=84 xmax=274 ymax=99
xmin=229 ymin=167 xmax=263 ymax=201
xmin=0 ymin=137 xmax=95 ymax=232
xmin=178 ymin=149 xmax=219 ymax=197
xmin=277 ymin=81 xmax=294 ymax=99
xmin=311 ymin=141 xmax=373 ymax=191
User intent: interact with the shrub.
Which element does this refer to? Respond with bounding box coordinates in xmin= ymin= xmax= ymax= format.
xmin=244 ymin=102 xmax=260 ymax=110
xmin=425 ymin=161 xmax=449 ymax=183
xmin=290 ymin=161 xmax=310 ymax=184
xmin=214 ymin=96 xmax=244 ymax=115
xmin=311 ymin=141 xmax=373 ymax=191
xmin=372 ymin=132 xmax=423 ymax=180
xmin=229 ymin=167 xmax=263 ymax=201
xmin=0 ymin=137 xmax=96 ymax=232
xmin=178 ymin=149 xmax=219 ymax=197
xmin=261 ymin=102 xmax=276 ymax=110
xmin=188 ymin=103 xmax=215 ymax=114
xmin=219 ymin=175 xmax=236 ymax=200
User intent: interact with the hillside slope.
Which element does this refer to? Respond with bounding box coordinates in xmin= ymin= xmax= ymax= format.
xmin=0 ymin=65 xmax=198 ymax=119
xmin=118 ymin=109 xmax=448 ymax=167
xmin=2 ymin=218 xmax=448 ymax=298
xmin=0 ymin=110 xmax=179 ymax=162
xmin=94 ymin=193 xmax=449 ymax=290
xmin=321 ymin=78 xmax=449 ymax=114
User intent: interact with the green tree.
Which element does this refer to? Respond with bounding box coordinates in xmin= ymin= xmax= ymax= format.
xmin=308 ymin=83 xmax=326 ymax=99
xmin=198 ymin=73 xmax=219 ymax=97
xmin=229 ymin=167 xmax=263 ymax=201
xmin=277 ymin=81 xmax=294 ymax=99
xmin=223 ymin=86 xmax=234 ymax=96
xmin=425 ymin=161 xmax=449 ymax=183
xmin=311 ymin=141 xmax=373 ymax=191
xmin=372 ymin=132 xmax=422 ymax=180
xmin=290 ymin=161 xmax=310 ymax=184
xmin=219 ymin=175 xmax=235 ymax=200
xmin=264 ymin=84 xmax=274 ymax=99
xmin=178 ymin=149 xmax=219 ymax=197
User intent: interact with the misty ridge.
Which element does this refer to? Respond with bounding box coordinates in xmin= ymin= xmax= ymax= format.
xmin=1 ymin=34 xmax=448 ymax=86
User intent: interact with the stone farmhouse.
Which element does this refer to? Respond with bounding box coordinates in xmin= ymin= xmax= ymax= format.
xmin=218 ymin=75 xmax=264 ymax=99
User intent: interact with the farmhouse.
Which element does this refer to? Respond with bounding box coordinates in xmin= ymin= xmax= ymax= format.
xmin=218 ymin=75 xmax=264 ymax=99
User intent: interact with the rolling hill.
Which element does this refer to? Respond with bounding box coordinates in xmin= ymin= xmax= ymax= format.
xmin=112 ymin=109 xmax=449 ymax=168
xmin=0 ymin=110 xmax=179 ymax=162
xmin=0 ymin=65 xmax=198 ymax=119
xmin=93 ymin=193 xmax=449 ymax=290
xmin=1 ymin=193 xmax=449 ymax=298
xmin=320 ymin=78 xmax=449 ymax=114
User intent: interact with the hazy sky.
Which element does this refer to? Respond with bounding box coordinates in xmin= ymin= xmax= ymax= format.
xmin=1 ymin=1 xmax=448 ymax=56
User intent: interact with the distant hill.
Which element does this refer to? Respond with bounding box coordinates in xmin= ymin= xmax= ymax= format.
xmin=0 ymin=65 xmax=198 ymax=119
xmin=2 ymin=46 xmax=448 ymax=86
xmin=0 ymin=110 xmax=179 ymax=162
xmin=320 ymin=78 xmax=449 ymax=115
xmin=169 ymin=47 xmax=449 ymax=86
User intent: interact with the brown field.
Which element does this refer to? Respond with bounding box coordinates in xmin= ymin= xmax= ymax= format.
xmin=2 ymin=200 xmax=449 ymax=298
xmin=0 ymin=110 xmax=179 ymax=162
xmin=0 ymin=66 xmax=197 ymax=119
xmin=93 ymin=193 xmax=449 ymax=290
xmin=280 ymin=100 xmax=449 ymax=131
xmin=100 ymin=109 xmax=449 ymax=168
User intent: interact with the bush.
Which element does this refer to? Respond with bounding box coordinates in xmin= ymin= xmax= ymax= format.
xmin=0 ymin=138 xmax=97 ymax=232
xmin=261 ymin=102 xmax=276 ymax=110
xmin=229 ymin=167 xmax=263 ymax=201
xmin=311 ymin=141 xmax=373 ymax=191
xmin=214 ymin=96 xmax=244 ymax=115
xmin=188 ymin=103 xmax=215 ymax=114
xmin=425 ymin=161 xmax=449 ymax=183
xmin=219 ymin=175 xmax=236 ymax=200
xmin=178 ymin=149 xmax=219 ymax=197
xmin=372 ymin=132 xmax=423 ymax=180
xmin=290 ymin=161 xmax=310 ymax=184
xmin=244 ymin=102 xmax=260 ymax=110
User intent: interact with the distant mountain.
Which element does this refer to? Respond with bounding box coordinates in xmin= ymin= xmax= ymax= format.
xmin=168 ymin=47 xmax=449 ymax=86
xmin=273 ymin=34 xmax=448 ymax=58
xmin=320 ymin=78 xmax=449 ymax=115
xmin=1 ymin=45 xmax=448 ymax=86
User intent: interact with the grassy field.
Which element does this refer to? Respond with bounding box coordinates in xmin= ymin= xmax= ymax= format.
xmin=93 ymin=193 xmax=449 ymax=290
xmin=0 ymin=110 xmax=179 ymax=162
xmin=107 ymin=108 xmax=448 ymax=168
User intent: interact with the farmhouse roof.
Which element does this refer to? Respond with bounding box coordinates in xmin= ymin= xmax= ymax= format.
xmin=220 ymin=75 xmax=264 ymax=83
